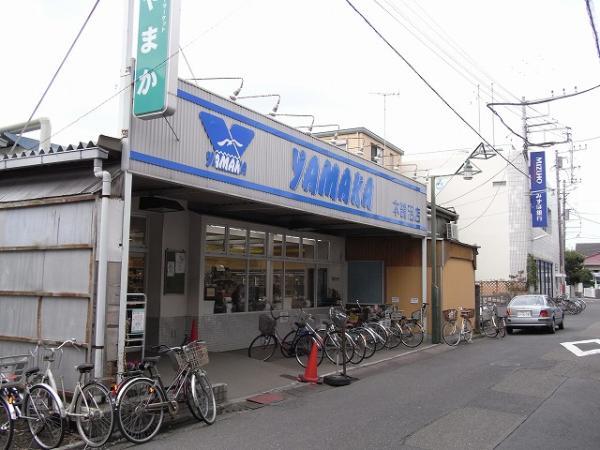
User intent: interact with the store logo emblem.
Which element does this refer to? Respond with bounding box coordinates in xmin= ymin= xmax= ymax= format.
xmin=200 ymin=111 xmax=255 ymax=176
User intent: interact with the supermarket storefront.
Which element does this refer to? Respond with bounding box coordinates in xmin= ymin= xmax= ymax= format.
xmin=124 ymin=80 xmax=427 ymax=353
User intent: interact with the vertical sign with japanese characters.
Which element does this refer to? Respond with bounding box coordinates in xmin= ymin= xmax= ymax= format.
xmin=529 ymin=151 xmax=548 ymax=228
xmin=133 ymin=0 xmax=180 ymax=119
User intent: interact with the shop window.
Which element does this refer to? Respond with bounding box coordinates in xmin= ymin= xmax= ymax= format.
xmin=285 ymin=261 xmax=313 ymax=308
xmin=204 ymin=257 xmax=247 ymax=314
xmin=249 ymin=230 xmax=266 ymax=256
xmin=248 ymin=260 xmax=267 ymax=311
xmin=272 ymin=234 xmax=283 ymax=257
xmin=206 ymin=225 xmax=226 ymax=254
xmin=302 ymin=238 xmax=316 ymax=260
xmin=317 ymin=239 xmax=330 ymax=261
xmin=228 ymin=227 xmax=247 ymax=255
xmin=285 ymin=235 xmax=300 ymax=258
xmin=128 ymin=253 xmax=146 ymax=293
xmin=130 ymin=216 xmax=147 ymax=249
xmin=317 ymin=266 xmax=342 ymax=307
xmin=272 ymin=261 xmax=284 ymax=310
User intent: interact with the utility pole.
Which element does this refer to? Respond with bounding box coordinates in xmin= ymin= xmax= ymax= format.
xmin=555 ymin=148 xmax=564 ymax=286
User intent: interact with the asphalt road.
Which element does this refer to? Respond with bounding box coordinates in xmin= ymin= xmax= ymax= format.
xmin=112 ymin=300 xmax=600 ymax=450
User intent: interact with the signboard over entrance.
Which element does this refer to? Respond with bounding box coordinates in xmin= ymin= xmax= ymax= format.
xmin=529 ymin=151 xmax=548 ymax=228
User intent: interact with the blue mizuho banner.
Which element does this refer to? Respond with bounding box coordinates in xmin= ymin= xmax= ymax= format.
xmin=529 ymin=151 xmax=548 ymax=228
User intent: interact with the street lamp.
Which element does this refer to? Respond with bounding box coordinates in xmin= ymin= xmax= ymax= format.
xmin=269 ymin=112 xmax=315 ymax=133
xmin=429 ymin=150 xmax=482 ymax=344
xmin=185 ymin=77 xmax=244 ymax=99
xmin=231 ymin=93 xmax=281 ymax=115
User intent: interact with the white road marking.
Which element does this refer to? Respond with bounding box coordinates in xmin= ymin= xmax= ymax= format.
xmin=560 ymin=339 xmax=600 ymax=357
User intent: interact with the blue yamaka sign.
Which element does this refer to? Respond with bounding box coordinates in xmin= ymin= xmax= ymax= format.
xmin=529 ymin=151 xmax=548 ymax=228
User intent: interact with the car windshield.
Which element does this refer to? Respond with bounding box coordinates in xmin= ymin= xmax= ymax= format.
xmin=510 ymin=295 xmax=545 ymax=306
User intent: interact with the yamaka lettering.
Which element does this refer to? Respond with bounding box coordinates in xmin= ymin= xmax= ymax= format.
xmin=289 ymin=148 xmax=374 ymax=211
xmin=137 ymin=69 xmax=157 ymax=95
xmin=140 ymin=26 xmax=159 ymax=54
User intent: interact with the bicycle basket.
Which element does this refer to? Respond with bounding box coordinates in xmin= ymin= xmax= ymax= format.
xmin=391 ymin=311 xmax=404 ymax=321
xmin=182 ymin=341 xmax=210 ymax=371
xmin=410 ymin=309 xmax=422 ymax=321
xmin=443 ymin=309 xmax=458 ymax=321
xmin=330 ymin=309 xmax=348 ymax=329
xmin=259 ymin=314 xmax=277 ymax=335
xmin=460 ymin=308 xmax=475 ymax=319
xmin=0 ymin=354 xmax=30 ymax=387
xmin=496 ymin=306 xmax=507 ymax=318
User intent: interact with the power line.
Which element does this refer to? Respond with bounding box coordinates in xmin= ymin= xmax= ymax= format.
xmin=345 ymin=0 xmax=530 ymax=178
xmin=49 ymin=1 xmax=253 ymax=142
xmin=9 ymin=0 xmax=101 ymax=153
xmin=586 ymin=0 xmax=600 ymax=61
xmin=459 ymin=184 xmax=502 ymax=230
xmin=387 ymin=0 xmax=567 ymax=138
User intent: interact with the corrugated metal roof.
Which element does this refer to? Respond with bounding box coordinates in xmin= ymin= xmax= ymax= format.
xmin=0 ymin=132 xmax=96 ymax=159
xmin=0 ymin=165 xmax=120 ymax=203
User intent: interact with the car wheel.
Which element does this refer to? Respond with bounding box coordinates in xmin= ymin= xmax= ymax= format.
xmin=558 ymin=317 xmax=564 ymax=330
xmin=549 ymin=318 xmax=556 ymax=334
xmin=506 ymin=327 xmax=514 ymax=335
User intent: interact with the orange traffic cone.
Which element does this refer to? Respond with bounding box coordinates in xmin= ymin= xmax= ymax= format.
xmin=298 ymin=340 xmax=320 ymax=383
xmin=190 ymin=319 xmax=198 ymax=342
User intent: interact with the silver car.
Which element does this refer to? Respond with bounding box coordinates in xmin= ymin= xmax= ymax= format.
xmin=506 ymin=294 xmax=564 ymax=334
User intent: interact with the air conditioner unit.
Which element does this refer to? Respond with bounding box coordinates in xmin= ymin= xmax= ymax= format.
xmin=446 ymin=222 xmax=458 ymax=241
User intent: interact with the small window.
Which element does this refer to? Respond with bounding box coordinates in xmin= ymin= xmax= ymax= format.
xmin=206 ymin=225 xmax=226 ymax=254
xmin=317 ymin=240 xmax=330 ymax=260
xmin=130 ymin=216 xmax=147 ymax=248
xmin=228 ymin=227 xmax=247 ymax=255
xmin=285 ymin=235 xmax=300 ymax=258
xmin=272 ymin=234 xmax=283 ymax=257
xmin=249 ymin=230 xmax=266 ymax=256
xmin=371 ymin=144 xmax=383 ymax=164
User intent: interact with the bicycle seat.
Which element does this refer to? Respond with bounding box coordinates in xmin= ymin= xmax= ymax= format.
xmin=143 ymin=356 xmax=161 ymax=365
xmin=25 ymin=367 xmax=40 ymax=377
xmin=76 ymin=363 xmax=95 ymax=374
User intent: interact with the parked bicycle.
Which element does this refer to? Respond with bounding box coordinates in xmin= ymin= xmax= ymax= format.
xmin=480 ymin=304 xmax=506 ymax=338
xmin=115 ymin=340 xmax=216 ymax=444
xmin=0 ymin=353 xmax=64 ymax=449
xmin=248 ymin=305 xmax=324 ymax=367
xmin=317 ymin=307 xmax=367 ymax=365
xmin=390 ymin=303 xmax=426 ymax=348
xmin=28 ymin=339 xmax=114 ymax=448
xmin=442 ymin=307 xmax=474 ymax=346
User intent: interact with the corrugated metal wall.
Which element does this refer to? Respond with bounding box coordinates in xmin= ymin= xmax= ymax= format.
xmin=0 ymin=198 xmax=95 ymax=383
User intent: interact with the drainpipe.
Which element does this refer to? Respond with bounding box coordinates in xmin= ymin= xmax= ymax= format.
xmin=93 ymin=159 xmax=111 ymax=379
xmin=421 ymin=237 xmax=428 ymax=333
xmin=0 ymin=117 xmax=51 ymax=153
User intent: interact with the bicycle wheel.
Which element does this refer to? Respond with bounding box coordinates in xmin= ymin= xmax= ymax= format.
xmin=280 ymin=330 xmax=296 ymax=358
xmin=74 ymin=381 xmax=114 ymax=448
xmin=348 ymin=329 xmax=367 ymax=364
xmin=357 ymin=327 xmax=377 ymax=359
xmin=248 ymin=334 xmax=277 ymax=361
xmin=0 ymin=396 xmax=13 ymax=450
xmin=497 ymin=317 xmax=506 ymax=338
xmin=399 ymin=321 xmax=424 ymax=348
xmin=324 ymin=332 xmax=354 ymax=364
xmin=369 ymin=324 xmax=388 ymax=351
xmin=463 ymin=319 xmax=473 ymax=343
xmin=187 ymin=371 xmax=217 ymax=425
xmin=442 ymin=321 xmax=460 ymax=346
xmin=482 ymin=318 xmax=498 ymax=338
xmin=294 ymin=334 xmax=324 ymax=367
xmin=25 ymin=384 xmax=65 ymax=449
xmin=384 ymin=325 xmax=402 ymax=349
xmin=117 ymin=378 xmax=164 ymax=444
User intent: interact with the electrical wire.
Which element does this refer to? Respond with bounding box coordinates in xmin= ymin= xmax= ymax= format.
xmin=385 ymin=0 xmax=567 ymax=139
xmin=586 ymin=0 xmax=600 ymax=61
xmin=345 ymin=0 xmax=530 ymax=178
xmin=459 ymin=184 xmax=502 ymax=230
xmin=49 ymin=1 xmax=253 ymax=143
xmin=8 ymin=0 xmax=101 ymax=154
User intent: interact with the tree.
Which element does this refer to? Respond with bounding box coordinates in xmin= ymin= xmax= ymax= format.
xmin=527 ymin=254 xmax=538 ymax=290
xmin=565 ymin=250 xmax=594 ymax=287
